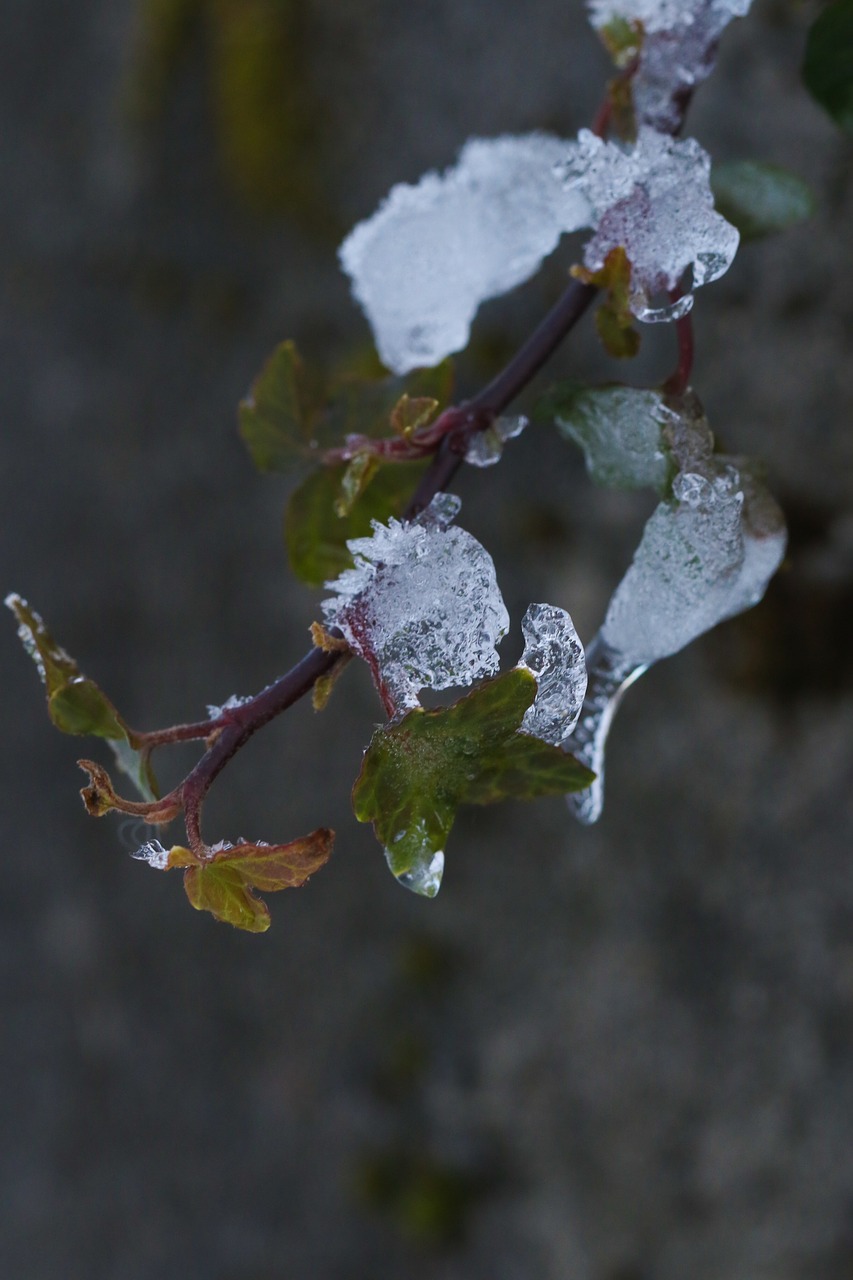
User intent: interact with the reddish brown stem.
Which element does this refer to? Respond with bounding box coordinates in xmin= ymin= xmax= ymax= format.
xmin=663 ymin=308 xmax=695 ymax=396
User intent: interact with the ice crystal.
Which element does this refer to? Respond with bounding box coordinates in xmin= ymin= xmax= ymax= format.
xmin=390 ymin=845 xmax=445 ymax=899
xmin=322 ymin=494 xmax=509 ymax=712
xmin=587 ymin=0 xmax=753 ymax=132
xmin=341 ymin=127 xmax=737 ymax=372
xmin=518 ymin=604 xmax=587 ymax=746
xmin=132 ymin=840 xmax=171 ymax=870
xmin=465 ymin=415 xmax=528 ymax=468
xmin=206 ymin=693 xmax=251 ymax=719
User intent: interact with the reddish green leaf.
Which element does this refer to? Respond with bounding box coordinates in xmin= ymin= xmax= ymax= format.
xmin=163 ymin=829 xmax=333 ymax=931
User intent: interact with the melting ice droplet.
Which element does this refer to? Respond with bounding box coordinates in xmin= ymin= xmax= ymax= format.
xmin=322 ymin=495 xmax=509 ymax=713
xmin=518 ymin=603 xmax=588 ymax=746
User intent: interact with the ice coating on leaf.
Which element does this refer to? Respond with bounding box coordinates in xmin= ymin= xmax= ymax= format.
xmin=465 ymin=415 xmax=528 ymax=468
xmin=567 ymin=408 xmax=785 ymax=824
xmin=518 ymin=604 xmax=588 ymax=746
xmin=562 ymin=128 xmax=740 ymax=321
xmin=553 ymin=385 xmax=671 ymax=490
xmin=587 ymin=0 xmax=753 ymax=133
xmin=132 ymin=840 xmax=171 ymax=870
xmin=340 ymin=133 xmax=580 ymax=374
xmin=322 ymin=494 xmax=509 ymax=712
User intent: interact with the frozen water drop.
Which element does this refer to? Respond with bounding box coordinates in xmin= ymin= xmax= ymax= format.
xmin=390 ymin=848 xmax=445 ymax=898
xmin=131 ymin=840 xmax=171 ymax=870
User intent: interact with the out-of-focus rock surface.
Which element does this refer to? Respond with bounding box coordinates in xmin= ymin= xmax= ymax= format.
xmin=1 ymin=1 xmax=852 ymax=1277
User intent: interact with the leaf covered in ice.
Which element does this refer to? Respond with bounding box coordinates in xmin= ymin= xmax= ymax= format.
xmin=588 ymin=0 xmax=753 ymax=134
xmin=711 ymin=160 xmax=816 ymax=240
xmin=6 ymin=594 xmax=157 ymax=801
xmin=352 ymin=669 xmax=595 ymax=897
xmin=341 ymin=126 xmax=738 ymax=372
xmin=567 ymin=394 xmax=786 ymax=826
xmin=543 ymin=381 xmax=672 ymax=490
xmin=136 ymin=830 xmax=334 ymax=932
xmin=322 ymin=496 xmax=510 ymax=713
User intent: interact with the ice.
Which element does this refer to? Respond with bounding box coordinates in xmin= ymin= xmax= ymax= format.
xmin=568 ymin=439 xmax=785 ymax=824
xmin=518 ymin=603 xmax=588 ymax=746
xmin=587 ymin=1 xmax=753 ymax=133
xmin=465 ymin=415 xmax=528 ymax=468
xmin=322 ymin=494 xmax=509 ymax=713
xmin=132 ymin=839 xmax=171 ymax=870
xmin=342 ymin=127 xmax=737 ymax=372
xmin=563 ymin=127 xmax=740 ymax=320
xmin=206 ymin=693 xmax=251 ymax=719
xmin=390 ymin=846 xmax=445 ymax=899
xmin=340 ymin=134 xmax=581 ymax=374
xmin=553 ymin=385 xmax=670 ymax=490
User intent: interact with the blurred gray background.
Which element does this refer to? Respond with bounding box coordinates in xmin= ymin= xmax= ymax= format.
xmin=2 ymin=1 xmax=853 ymax=1277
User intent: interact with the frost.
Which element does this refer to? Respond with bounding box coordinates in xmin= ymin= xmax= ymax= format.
xmin=206 ymin=693 xmax=251 ymax=719
xmin=518 ymin=604 xmax=588 ymax=746
xmin=341 ymin=127 xmax=737 ymax=372
xmin=465 ymin=415 xmax=528 ymax=468
xmin=567 ymin=398 xmax=785 ymax=825
xmin=131 ymin=839 xmax=171 ymax=870
xmin=587 ymin=0 xmax=753 ymax=132
xmin=322 ymin=494 xmax=509 ymax=713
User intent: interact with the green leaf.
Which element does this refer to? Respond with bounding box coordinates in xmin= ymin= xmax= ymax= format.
xmin=7 ymin=594 xmax=157 ymax=801
xmin=803 ymin=0 xmax=853 ymax=136
xmin=599 ymin=16 xmax=643 ymax=67
xmin=239 ymin=344 xmax=453 ymax=477
xmin=286 ymin=460 xmax=428 ymax=586
xmin=352 ymin=670 xmax=595 ymax=898
xmin=711 ymin=160 xmax=816 ymax=240
xmin=575 ymin=247 xmax=641 ymax=360
xmin=539 ymin=381 xmax=672 ymax=491
xmin=335 ymin=451 xmax=380 ymax=517
xmin=238 ymin=340 xmax=321 ymax=473
xmin=165 ymin=829 xmax=333 ymax=932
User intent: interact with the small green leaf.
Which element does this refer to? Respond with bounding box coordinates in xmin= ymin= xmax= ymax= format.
xmin=7 ymin=594 xmax=157 ymax=801
xmin=389 ymin=394 xmax=440 ymax=439
xmin=575 ymin=247 xmax=641 ymax=359
xmin=539 ymin=381 xmax=671 ymax=491
xmin=711 ymin=160 xmax=816 ymax=240
xmin=599 ymin=16 xmax=642 ymax=67
xmin=165 ymin=829 xmax=333 ymax=931
xmin=238 ymin=340 xmax=321 ymax=473
xmin=335 ymin=451 xmax=380 ymax=517
xmin=286 ymin=460 xmax=428 ymax=586
xmin=803 ymin=0 xmax=853 ymax=136
xmin=352 ymin=670 xmax=594 ymax=898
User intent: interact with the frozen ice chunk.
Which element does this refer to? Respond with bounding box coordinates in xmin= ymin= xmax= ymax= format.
xmin=563 ymin=128 xmax=740 ymax=321
xmin=569 ymin=441 xmax=785 ymax=824
xmin=322 ymin=494 xmax=509 ymax=713
xmin=341 ymin=127 xmax=737 ymax=372
xmin=131 ymin=839 xmax=171 ymax=870
xmin=340 ymin=134 xmax=582 ymax=374
xmin=588 ymin=1 xmax=753 ymax=133
xmin=389 ymin=846 xmax=445 ymax=899
xmin=206 ymin=693 xmax=251 ymax=719
xmin=465 ymin=415 xmax=528 ymax=468
xmin=518 ymin=604 xmax=588 ymax=746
